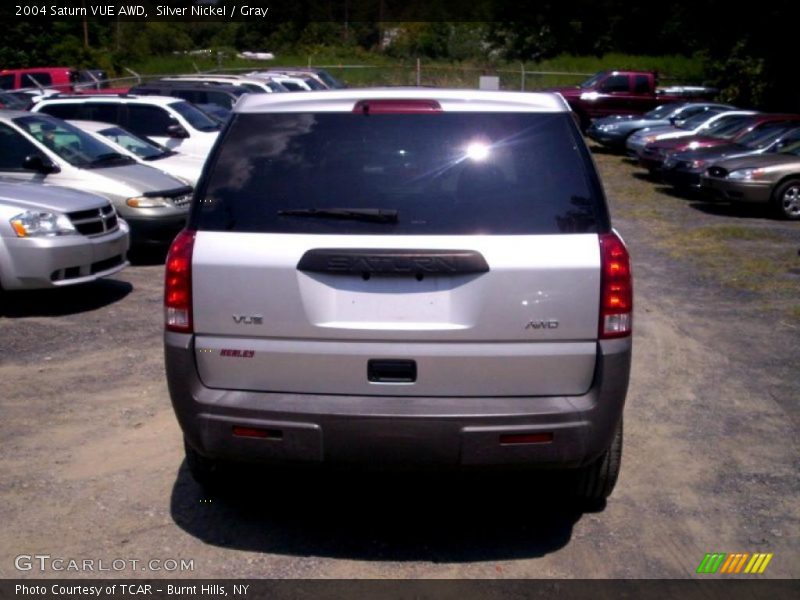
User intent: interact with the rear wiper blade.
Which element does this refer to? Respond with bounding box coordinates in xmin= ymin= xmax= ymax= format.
xmin=277 ymin=207 xmax=399 ymax=223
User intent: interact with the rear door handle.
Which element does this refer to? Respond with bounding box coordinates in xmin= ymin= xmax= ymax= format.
xmin=368 ymin=359 xmax=417 ymax=383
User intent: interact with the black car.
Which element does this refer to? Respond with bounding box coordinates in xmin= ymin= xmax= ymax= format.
xmin=129 ymin=81 xmax=245 ymax=111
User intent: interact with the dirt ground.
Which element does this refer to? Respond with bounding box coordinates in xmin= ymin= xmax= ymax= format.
xmin=1 ymin=149 xmax=798 ymax=579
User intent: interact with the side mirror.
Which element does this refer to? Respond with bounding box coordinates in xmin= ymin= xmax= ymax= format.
xmin=166 ymin=124 xmax=189 ymax=139
xmin=22 ymin=154 xmax=60 ymax=174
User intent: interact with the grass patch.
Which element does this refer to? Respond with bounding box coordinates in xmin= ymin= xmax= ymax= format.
xmin=594 ymin=151 xmax=799 ymax=319
xmin=660 ymin=228 xmax=795 ymax=293
xmin=686 ymin=225 xmax=783 ymax=242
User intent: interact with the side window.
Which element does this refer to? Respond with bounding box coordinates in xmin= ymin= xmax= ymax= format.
xmin=23 ymin=72 xmax=53 ymax=87
xmin=0 ymin=123 xmax=41 ymax=170
xmin=678 ymin=106 xmax=704 ymax=119
xmin=0 ymin=74 xmax=14 ymax=90
xmin=38 ymin=103 xmax=88 ymax=120
xmin=633 ymin=75 xmax=650 ymax=94
xmin=600 ymin=75 xmax=630 ymax=93
xmin=126 ymin=105 xmax=177 ymax=137
xmin=208 ymin=92 xmax=233 ymax=109
xmin=85 ymin=103 xmax=120 ymax=124
xmin=173 ymin=90 xmax=203 ymax=104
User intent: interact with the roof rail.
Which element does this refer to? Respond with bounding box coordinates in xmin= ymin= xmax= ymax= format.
xmin=44 ymin=92 xmax=138 ymax=100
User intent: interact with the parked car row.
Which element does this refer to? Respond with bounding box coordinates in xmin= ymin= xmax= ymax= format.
xmin=0 ymin=65 xmax=347 ymax=298
xmin=587 ymin=102 xmax=800 ymax=220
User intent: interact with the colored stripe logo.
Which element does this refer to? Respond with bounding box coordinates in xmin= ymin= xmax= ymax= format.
xmin=697 ymin=552 xmax=773 ymax=574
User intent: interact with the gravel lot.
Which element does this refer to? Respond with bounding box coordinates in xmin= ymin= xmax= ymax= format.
xmin=1 ymin=149 xmax=798 ymax=579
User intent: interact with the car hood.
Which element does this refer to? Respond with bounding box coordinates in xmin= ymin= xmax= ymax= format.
xmin=88 ymin=162 xmax=189 ymax=193
xmin=713 ymin=153 xmax=800 ymax=171
xmin=0 ymin=180 xmax=108 ymax=213
xmin=148 ymin=153 xmax=204 ymax=186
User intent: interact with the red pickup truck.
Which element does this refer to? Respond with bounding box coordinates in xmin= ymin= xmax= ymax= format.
xmin=0 ymin=67 xmax=128 ymax=95
xmin=552 ymin=70 xmax=717 ymax=129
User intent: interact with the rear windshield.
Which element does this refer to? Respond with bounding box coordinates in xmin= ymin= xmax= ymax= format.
xmin=194 ymin=112 xmax=607 ymax=235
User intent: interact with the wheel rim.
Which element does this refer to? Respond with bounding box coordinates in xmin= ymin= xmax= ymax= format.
xmin=781 ymin=185 xmax=800 ymax=217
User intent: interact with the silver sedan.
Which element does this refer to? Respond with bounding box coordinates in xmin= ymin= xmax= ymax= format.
xmin=0 ymin=180 xmax=129 ymax=291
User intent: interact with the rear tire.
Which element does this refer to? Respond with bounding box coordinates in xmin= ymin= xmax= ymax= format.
xmin=575 ymin=418 xmax=623 ymax=507
xmin=772 ymin=179 xmax=800 ymax=220
xmin=184 ymin=437 xmax=224 ymax=490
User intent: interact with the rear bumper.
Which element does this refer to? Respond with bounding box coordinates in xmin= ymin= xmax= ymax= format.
xmin=165 ymin=333 xmax=631 ymax=469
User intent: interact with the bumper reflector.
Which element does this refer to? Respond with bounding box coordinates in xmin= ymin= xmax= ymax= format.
xmin=499 ymin=432 xmax=554 ymax=445
xmin=232 ymin=426 xmax=283 ymax=440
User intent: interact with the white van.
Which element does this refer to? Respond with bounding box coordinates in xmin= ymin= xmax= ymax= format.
xmin=32 ymin=95 xmax=221 ymax=159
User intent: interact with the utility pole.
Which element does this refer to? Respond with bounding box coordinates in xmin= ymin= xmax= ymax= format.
xmin=344 ymin=0 xmax=349 ymax=44
xmin=82 ymin=1 xmax=89 ymax=48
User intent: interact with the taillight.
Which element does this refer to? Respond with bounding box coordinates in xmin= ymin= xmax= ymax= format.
xmin=164 ymin=229 xmax=196 ymax=333
xmin=599 ymin=232 xmax=632 ymax=339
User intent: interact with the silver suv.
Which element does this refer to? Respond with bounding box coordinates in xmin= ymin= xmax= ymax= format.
xmin=164 ymin=89 xmax=633 ymax=504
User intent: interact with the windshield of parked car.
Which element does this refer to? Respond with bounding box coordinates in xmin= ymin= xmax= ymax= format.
xmin=14 ymin=115 xmax=135 ymax=168
xmin=645 ymin=104 xmax=681 ymax=119
xmin=195 ymin=112 xmax=608 ymax=235
xmin=277 ymin=80 xmax=304 ymax=92
xmin=738 ymin=123 xmax=794 ymax=149
xmin=195 ymin=103 xmax=231 ymax=123
xmin=239 ymin=83 xmax=266 ymax=93
xmin=265 ymin=80 xmax=287 ymax=92
xmin=678 ymin=110 xmax=725 ymax=130
xmin=704 ymin=115 xmax=757 ymax=139
xmin=777 ymin=130 xmax=800 ymax=155
xmin=316 ymin=71 xmax=344 ymax=89
xmin=579 ymin=72 xmax=606 ymax=89
xmin=168 ymin=100 xmax=221 ymax=132
xmin=98 ymin=126 xmax=168 ymax=160
xmin=301 ymin=77 xmax=326 ymax=90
